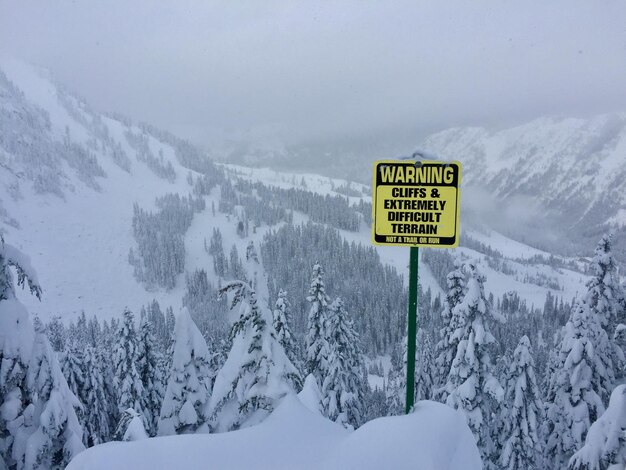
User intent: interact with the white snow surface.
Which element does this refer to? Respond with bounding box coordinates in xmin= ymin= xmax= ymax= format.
xmin=296 ymin=374 xmax=323 ymax=415
xmin=0 ymin=297 xmax=34 ymax=363
xmin=465 ymin=228 xmax=550 ymax=260
xmin=67 ymin=395 xmax=481 ymax=470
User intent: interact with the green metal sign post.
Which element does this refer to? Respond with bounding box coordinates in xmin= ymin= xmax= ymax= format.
xmin=371 ymin=159 xmax=462 ymax=415
xmin=405 ymin=246 xmax=419 ymax=414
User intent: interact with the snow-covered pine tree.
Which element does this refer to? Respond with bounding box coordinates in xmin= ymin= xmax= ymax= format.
xmin=99 ymin=337 xmax=119 ymax=444
xmin=229 ymin=245 xmax=245 ymax=281
xmin=146 ymin=299 xmax=168 ymax=352
xmin=137 ymin=313 xmax=164 ymax=437
xmin=433 ymin=261 xmax=466 ymax=401
xmin=45 ymin=316 xmax=66 ymax=352
xmin=24 ymin=331 xmax=85 ymax=469
xmin=73 ymin=312 xmax=88 ymax=349
xmin=0 ymin=236 xmax=42 ymax=468
xmin=81 ymin=346 xmax=111 ymax=446
xmin=385 ymin=338 xmax=405 ymax=416
xmin=158 ymin=308 xmax=214 ymax=436
xmin=363 ymin=385 xmax=388 ymax=422
xmin=161 ymin=306 xmax=177 ymax=386
xmin=584 ymin=234 xmax=626 ymax=386
xmin=86 ymin=316 xmax=101 ymax=349
xmin=585 ymin=234 xmax=626 ymax=335
xmin=165 ymin=306 xmax=176 ymax=342
xmin=60 ymin=347 xmax=85 ymax=417
xmin=272 ymin=289 xmax=301 ymax=374
xmin=386 ymin=327 xmax=435 ymax=416
xmin=0 ymin=236 xmax=41 ymax=300
xmin=319 ymin=297 xmax=366 ymax=429
xmin=114 ymin=408 xmax=148 ymax=442
xmin=569 ymin=384 xmax=626 ymax=470
xmin=444 ymin=263 xmax=503 ymax=469
xmin=208 ymin=229 xmax=228 ymax=278
xmin=113 ymin=309 xmax=144 ymax=421
xmin=305 ymin=262 xmax=332 ymax=380
xmin=414 ymin=328 xmax=434 ymax=402
xmin=208 ymin=281 xmax=300 ymax=432
xmin=245 ymin=241 xmax=258 ymax=263
xmin=544 ymin=299 xmax=608 ymax=469
xmin=498 ymin=335 xmax=543 ymax=470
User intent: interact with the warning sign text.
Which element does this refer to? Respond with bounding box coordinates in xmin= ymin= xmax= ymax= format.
xmin=372 ymin=160 xmax=462 ymax=248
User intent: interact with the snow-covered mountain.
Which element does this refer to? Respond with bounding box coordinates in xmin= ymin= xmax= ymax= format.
xmin=422 ymin=116 xmax=626 ymax=249
xmin=4 ymin=56 xmax=626 ymax=470
xmin=0 ymin=57 xmax=593 ymax=332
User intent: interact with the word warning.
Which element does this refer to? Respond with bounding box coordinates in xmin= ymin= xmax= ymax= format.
xmin=372 ymin=160 xmax=462 ymax=248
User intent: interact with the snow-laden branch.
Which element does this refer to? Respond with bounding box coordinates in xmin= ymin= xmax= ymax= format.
xmin=1 ymin=235 xmax=42 ymax=300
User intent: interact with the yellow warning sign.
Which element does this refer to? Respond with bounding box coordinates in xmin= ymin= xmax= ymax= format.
xmin=372 ymin=160 xmax=462 ymax=248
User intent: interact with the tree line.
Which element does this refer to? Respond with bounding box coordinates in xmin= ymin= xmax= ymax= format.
xmin=0 ymin=235 xmax=370 ymax=469
xmin=385 ymin=234 xmax=626 ymax=470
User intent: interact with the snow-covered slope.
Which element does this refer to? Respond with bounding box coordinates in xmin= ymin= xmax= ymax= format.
xmin=66 ymin=394 xmax=482 ymax=470
xmin=0 ymin=58 xmax=197 ymax=319
xmin=0 ymin=57 xmax=593 ymax=326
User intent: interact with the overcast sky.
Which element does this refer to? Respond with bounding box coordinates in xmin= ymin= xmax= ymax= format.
xmin=1 ymin=0 xmax=626 ymax=148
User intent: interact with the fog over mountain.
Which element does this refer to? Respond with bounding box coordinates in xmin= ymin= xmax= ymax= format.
xmin=1 ymin=1 xmax=626 ymax=153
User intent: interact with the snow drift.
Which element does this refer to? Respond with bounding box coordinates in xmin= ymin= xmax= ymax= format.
xmin=66 ymin=395 xmax=481 ymax=470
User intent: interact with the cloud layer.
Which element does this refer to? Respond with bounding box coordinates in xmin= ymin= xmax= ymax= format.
xmin=2 ymin=0 xmax=626 ymax=148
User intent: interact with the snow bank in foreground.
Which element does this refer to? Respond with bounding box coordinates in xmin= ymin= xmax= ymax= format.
xmin=67 ymin=396 xmax=481 ymax=470
xmin=329 ymin=400 xmax=482 ymax=470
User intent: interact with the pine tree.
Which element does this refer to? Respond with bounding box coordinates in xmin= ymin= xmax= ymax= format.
xmin=45 ymin=316 xmax=66 ymax=352
xmin=209 ymin=229 xmax=228 ymax=278
xmin=585 ymin=234 xmax=626 ymax=335
xmin=584 ymin=234 xmax=625 ymax=386
xmin=158 ymin=308 xmax=214 ymax=435
xmin=544 ymin=300 xmax=608 ymax=469
xmin=24 ymin=331 xmax=85 ymax=469
xmin=113 ymin=309 xmax=144 ymax=421
xmin=86 ymin=316 xmax=101 ymax=348
xmin=499 ymin=336 xmax=543 ymax=470
xmin=433 ymin=261 xmax=466 ymax=401
xmin=74 ymin=312 xmax=88 ymax=348
xmin=137 ymin=314 xmax=163 ymax=437
xmin=0 ymin=236 xmax=42 ymax=468
xmin=444 ymin=263 xmax=503 ymax=469
xmin=319 ymin=298 xmax=366 ymax=429
xmin=305 ymin=262 xmax=331 ymax=379
xmin=272 ymin=289 xmax=300 ymax=374
xmin=569 ymin=384 xmax=626 ymax=470
xmin=81 ymin=346 xmax=111 ymax=446
xmin=229 ymin=245 xmax=245 ymax=281
xmin=208 ymin=281 xmax=300 ymax=432
xmin=385 ymin=338 xmax=405 ymax=416
xmin=386 ymin=328 xmax=435 ymax=416
xmin=414 ymin=328 xmax=434 ymax=402
xmin=100 ymin=339 xmax=119 ymax=444
xmin=114 ymin=408 xmax=148 ymax=442
xmin=60 ymin=347 xmax=85 ymax=415
xmin=245 ymin=241 xmax=259 ymax=263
